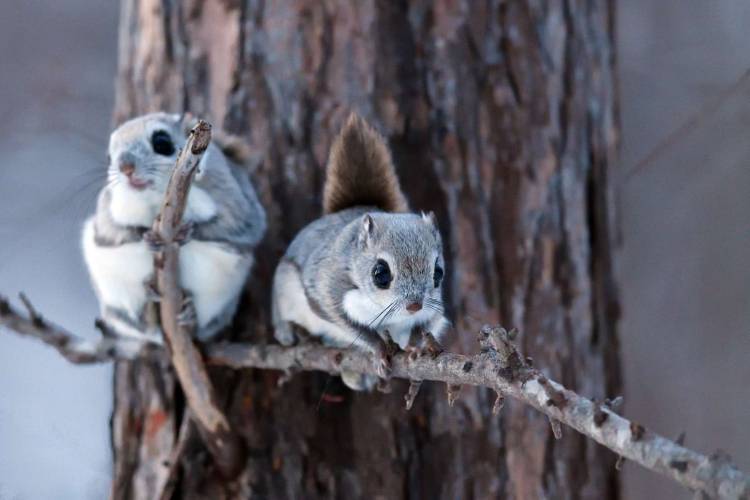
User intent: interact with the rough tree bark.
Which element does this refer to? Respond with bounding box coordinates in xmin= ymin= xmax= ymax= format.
xmin=111 ymin=1 xmax=621 ymax=498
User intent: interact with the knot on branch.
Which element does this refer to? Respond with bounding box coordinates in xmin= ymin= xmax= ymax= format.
xmin=478 ymin=325 xmax=526 ymax=381
xmin=593 ymin=403 xmax=609 ymax=427
xmin=592 ymin=395 xmax=623 ymax=428
xmin=630 ymin=421 xmax=646 ymax=441
xmin=538 ymin=375 xmax=568 ymax=409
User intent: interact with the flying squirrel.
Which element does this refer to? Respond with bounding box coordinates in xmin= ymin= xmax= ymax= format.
xmin=272 ymin=113 xmax=449 ymax=390
xmin=82 ymin=112 xmax=266 ymax=344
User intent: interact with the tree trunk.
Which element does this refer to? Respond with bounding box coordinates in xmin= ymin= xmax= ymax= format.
xmin=111 ymin=0 xmax=622 ymax=498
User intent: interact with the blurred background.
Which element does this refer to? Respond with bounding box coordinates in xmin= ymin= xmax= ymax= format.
xmin=0 ymin=1 xmax=747 ymax=498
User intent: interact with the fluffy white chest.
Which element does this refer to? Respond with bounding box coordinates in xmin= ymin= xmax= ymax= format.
xmin=342 ymin=290 xmax=434 ymax=348
xmin=109 ymin=183 xmax=218 ymax=227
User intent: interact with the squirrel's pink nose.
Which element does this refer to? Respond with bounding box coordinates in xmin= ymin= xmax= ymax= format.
xmin=406 ymin=302 xmax=422 ymax=313
xmin=119 ymin=163 xmax=135 ymax=177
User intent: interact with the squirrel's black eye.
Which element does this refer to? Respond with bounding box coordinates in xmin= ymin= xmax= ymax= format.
xmin=433 ymin=262 xmax=444 ymax=288
xmin=151 ymin=130 xmax=175 ymax=156
xmin=371 ymin=259 xmax=392 ymax=289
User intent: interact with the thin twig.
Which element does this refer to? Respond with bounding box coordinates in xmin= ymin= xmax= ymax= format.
xmin=157 ymin=410 xmax=197 ymax=500
xmin=1 ymin=304 xmax=748 ymax=498
xmin=0 ymin=295 xmax=149 ymax=363
xmin=149 ymin=120 xmax=244 ymax=478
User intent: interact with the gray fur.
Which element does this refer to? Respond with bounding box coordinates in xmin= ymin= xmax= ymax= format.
xmin=188 ymin=148 xmax=266 ymax=251
xmin=84 ymin=112 xmax=266 ymax=342
xmin=272 ymin=115 xmax=448 ymax=390
xmin=93 ymin=113 xmax=265 ymax=252
xmin=285 ymin=207 xmax=443 ymax=333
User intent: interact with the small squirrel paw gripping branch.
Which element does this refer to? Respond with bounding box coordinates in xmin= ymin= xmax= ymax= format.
xmin=1 ymin=114 xmax=748 ymax=499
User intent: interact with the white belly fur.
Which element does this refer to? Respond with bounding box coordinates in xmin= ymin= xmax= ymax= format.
xmin=83 ymin=218 xmax=251 ymax=329
xmin=82 ymin=218 xmax=152 ymax=319
xmin=179 ymin=240 xmax=251 ymax=328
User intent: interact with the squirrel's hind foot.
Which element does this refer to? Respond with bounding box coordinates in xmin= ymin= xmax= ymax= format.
xmin=273 ymin=320 xmax=298 ymax=346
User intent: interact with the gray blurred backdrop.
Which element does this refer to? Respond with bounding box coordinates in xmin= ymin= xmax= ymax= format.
xmin=0 ymin=2 xmax=747 ymax=499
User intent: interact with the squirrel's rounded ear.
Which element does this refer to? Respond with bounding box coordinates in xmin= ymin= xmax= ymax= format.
xmin=421 ymin=211 xmax=437 ymax=226
xmin=422 ymin=211 xmax=439 ymax=233
xmin=422 ymin=211 xmax=441 ymax=240
xmin=358 ymin=214 xmax=375 ymax=248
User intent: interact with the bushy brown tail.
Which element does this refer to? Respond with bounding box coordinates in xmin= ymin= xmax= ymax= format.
xmin=322 ymin=113 xmax=409 ymax=214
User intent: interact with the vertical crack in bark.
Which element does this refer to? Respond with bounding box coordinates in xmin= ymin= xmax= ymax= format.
xmin=160 ymin=0 xmax=175 ymax=63
xmin=558 ymin=0 xmax=575 ymax=157
xmin=175 ymin=0 xmax=192 ymax=115
xmin=498 ymin=3 xmax=522 ymax=106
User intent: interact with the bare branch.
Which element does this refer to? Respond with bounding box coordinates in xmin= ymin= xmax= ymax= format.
xmin=205 ymin=327 xmax=750 ymax=499
xmin=150 ymin=120 xmax=245 ymax=478
xmin=0 ymin=295 xmax=148 ymax=363
xmin=157 ymin=411 xmax=197 ymax=500
xmin=2 ymin=301 xmax=748 ymax=498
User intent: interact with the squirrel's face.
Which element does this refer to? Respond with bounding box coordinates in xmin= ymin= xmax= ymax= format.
xmin=351 ymin=212 xmax=445 ymax=326
xmin=107 ymin=112 xmax=190 ymax=193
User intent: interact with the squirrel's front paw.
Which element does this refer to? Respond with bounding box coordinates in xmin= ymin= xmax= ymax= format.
xmin=143 ymin=223 xmax=193 ymax=251
xmin=174 ymin=222 xmax=194 ymax=245
xmin=177 ymin=294 xmax=198 ymax=329
xmin=375 ymin=348 xmax=392 ymax=379
xmin=274 ymin=321 xmax=297 ymax=346
xmin=405 ymin=329 xmax=444 ymax=360
xmin=143 ymin=230 xmax=165 ymax=252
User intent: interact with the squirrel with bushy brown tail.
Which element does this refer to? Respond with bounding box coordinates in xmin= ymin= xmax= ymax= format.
xmin=272 ymin=113 xmax=449 ymax=390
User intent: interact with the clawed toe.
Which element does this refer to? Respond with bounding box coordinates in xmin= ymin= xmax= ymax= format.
xmin=143 ymin=230 xmax=165 ymax=252
xmin=421 ymin=331 xmax=444 ymax=358
xmin=143 ymin=223 xmax=192 ymax=250
xmin=405 ymin=330 xmax=444 ymax=360
xmin=274 ymin=322 xmax=298 ymax=346
xmin=175 ymin=222 xmax=194 ymax=246
xmin=177 ymin=295 xmax=198 ymax=328
xmin=144 ymin=280 xmax=161 ymax=302
xmin=375 ymin=378 xmax=392 ymax=393
xmin=376 ymin=351 xmax=392 ymax=379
